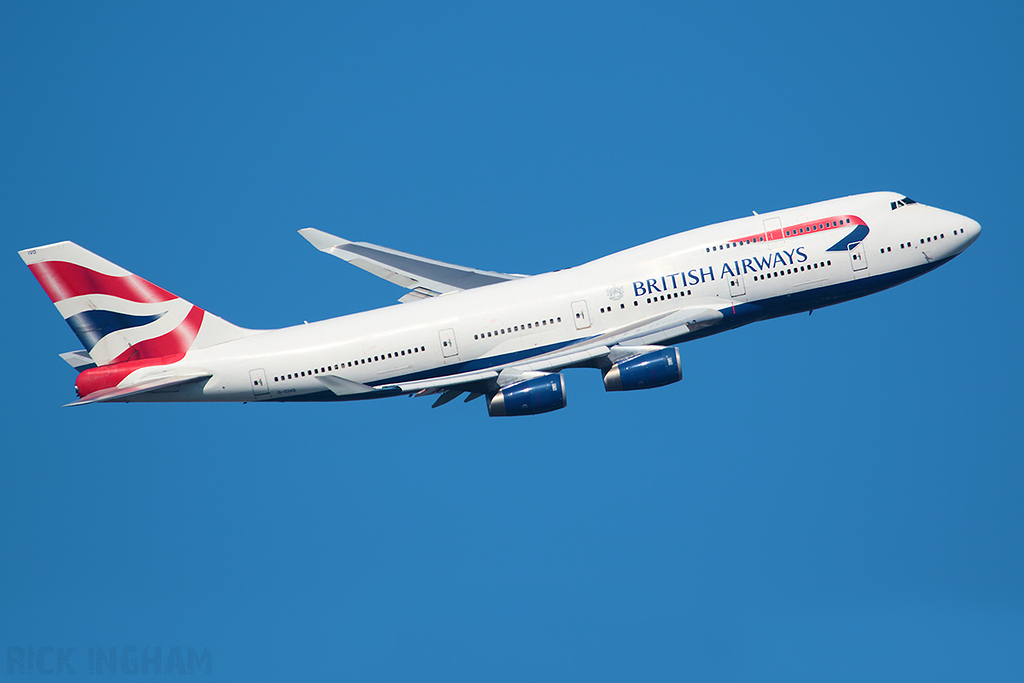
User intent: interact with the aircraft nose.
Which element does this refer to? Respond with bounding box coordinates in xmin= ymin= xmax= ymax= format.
xmin=962 ymin=215 xmax=981 ymax=245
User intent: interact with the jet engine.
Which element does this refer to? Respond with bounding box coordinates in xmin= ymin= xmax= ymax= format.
xmin=603 ymin=347 xmax=682 ymax=392
xmin=487 ymin=373 xmax=567 ymax=417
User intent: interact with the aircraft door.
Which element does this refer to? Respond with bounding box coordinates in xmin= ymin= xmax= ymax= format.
xmin=249 ymin=368 xmax=270 ymax=397
xmin=571 ymin=301 xmax=592 ymax=330
xmin=728 ymin=274 xmax=746 ymax=297
xmin=848 ymin=241 xmax=868 ymax=274
xmin=439 ymin=328 xmax=459 ymax=358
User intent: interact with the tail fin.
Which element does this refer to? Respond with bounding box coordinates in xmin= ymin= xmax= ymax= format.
xmin=19 ymin=241 xmax=252 ymax=366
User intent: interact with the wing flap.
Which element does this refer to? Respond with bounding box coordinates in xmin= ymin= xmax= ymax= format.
xmin=395 ymin=369 xmax=499 ymax=395
xmin=315 ymin=374 xmax=377 ymax=396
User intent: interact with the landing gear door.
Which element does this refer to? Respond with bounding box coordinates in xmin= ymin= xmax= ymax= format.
xmin=571 ymin=301 xmax=591 ymax=330
xmin=439 ymin=328 xmax=459 ymax=358
xmin=848 ymin=241 xmax=868 ymax=275
xmin=249 ymin=368 xmax=270 ymax=397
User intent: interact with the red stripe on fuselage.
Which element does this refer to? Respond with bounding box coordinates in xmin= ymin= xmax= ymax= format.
xmin=27 ymin=260 xmax=177 ymax=304
xmin=728 ymin=214 xmax=865 ymax=246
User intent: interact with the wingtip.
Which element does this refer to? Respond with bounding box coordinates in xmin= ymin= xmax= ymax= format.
xmin=298 ymin=227 xmax=350 ymax=251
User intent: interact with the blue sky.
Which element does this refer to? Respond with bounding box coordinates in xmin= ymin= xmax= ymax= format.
xmin=2 ymin=1 xmax=1022 ymax=680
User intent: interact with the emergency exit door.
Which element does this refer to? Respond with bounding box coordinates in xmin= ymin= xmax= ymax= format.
xmin=848 ymin=241 xmax=868 ymax=273
xmin=249 ymin=368 xmax=270 ymax=397
xmin=571 ymin=301 xmax=591 ymax=330
xmin=728 ymin=274 xmax=746 ymax=297
xmin=439 ymin=328 xmax=459 ymax=357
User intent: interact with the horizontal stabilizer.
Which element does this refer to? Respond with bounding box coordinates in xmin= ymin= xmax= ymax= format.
xmin=298 ymin=228 xmax=527 ymax=301
xmin=65 ymin=372 xmax=212 ymax=407
xmin=59 ymin=350 xmax=97 ymax=370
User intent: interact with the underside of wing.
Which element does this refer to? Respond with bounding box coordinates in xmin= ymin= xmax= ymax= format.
xmin=298 ymin=228 xmax=528 ymax=302
xmin=391 ymin=305 xmax=725 ymax=401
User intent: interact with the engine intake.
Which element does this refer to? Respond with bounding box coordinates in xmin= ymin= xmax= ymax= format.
xmin=603 ymin=347 xmax=682 ymax=391
xmin=487 ymin=374 xmax=567 ymax=417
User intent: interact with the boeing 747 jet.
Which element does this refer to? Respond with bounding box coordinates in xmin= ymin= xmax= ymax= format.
xmin=20 ymin=191 xmax=980 ymax=416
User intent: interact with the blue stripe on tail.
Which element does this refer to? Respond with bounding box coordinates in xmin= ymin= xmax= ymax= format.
xmin=65 ymin=310 xmax=165 ymax=351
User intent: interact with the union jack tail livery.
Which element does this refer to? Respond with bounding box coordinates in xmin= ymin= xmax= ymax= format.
xmin=19 ymin=241 xmax=249 ymax=369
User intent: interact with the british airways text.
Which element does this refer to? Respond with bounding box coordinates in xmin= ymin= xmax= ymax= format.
xmin=633 ymin=247 xmax=808 ymax=296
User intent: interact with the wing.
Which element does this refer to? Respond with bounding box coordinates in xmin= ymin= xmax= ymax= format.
xmin=298 ymin=228 xmax=528 ymax=302
xmin=358 ymin=305 xmax=726 ymax=402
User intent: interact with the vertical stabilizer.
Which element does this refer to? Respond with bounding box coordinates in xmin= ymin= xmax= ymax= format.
xmin=19 ymin=241 xmax=252 ymax=366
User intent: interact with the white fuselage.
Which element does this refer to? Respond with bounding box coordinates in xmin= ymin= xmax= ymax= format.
xmin=140 ymin=191 xmax=981 ymax=402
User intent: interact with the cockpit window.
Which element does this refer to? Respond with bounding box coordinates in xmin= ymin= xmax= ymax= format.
xmin=890 ymin=196 xmax=917 ymax=210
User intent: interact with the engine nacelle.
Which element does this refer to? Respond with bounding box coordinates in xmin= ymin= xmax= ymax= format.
xmin=487 ymin=373 xmax=567 ymax=417
xmin=603 ymin=347 xmax=682 ymax=391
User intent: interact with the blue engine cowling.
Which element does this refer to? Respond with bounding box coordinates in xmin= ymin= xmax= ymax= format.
xmin=487 ymin=374 xmax=567 ymax=417
xmin=603 ymin=347 xmax=682 ymax=391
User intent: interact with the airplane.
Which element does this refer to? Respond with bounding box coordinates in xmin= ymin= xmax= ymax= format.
xmin=19 ymin=191 xmax=980 ymax=416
